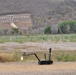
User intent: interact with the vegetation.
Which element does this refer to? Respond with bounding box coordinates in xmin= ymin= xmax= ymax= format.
xmin=0 ymin=34 xmax=76 ymax=43
xmin=19 ymin=50 xmax=76 ymax=62
xmin=0 ymin=50 xmax=76 ymax=62
xmin=0 ymin=28 xmax=23 ymax=35
xmin=12 ymin=28 xmax=20 ymax=35
xmin=54 ymin=50 xmax=76 ymax=62
xmin=44 ymin=26 xmax=51 ymax=34
xmin=0 ymin=50 xmax=22 ymax=62
xmin=58 ymin=21 xmax=76 ymax=34
xmin=3 ymin=29 xmax=8 ymax=35
xmin=0 ymin=29 xmax=8 ymax=35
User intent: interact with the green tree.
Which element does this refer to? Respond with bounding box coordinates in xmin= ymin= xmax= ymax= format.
xmin=44 ymin=26 xmax=51 ymax=34
xmin=58 ymin=21 xmax=76 ymax=34
xmin=12 ymin=28 xmax=19 ymax=34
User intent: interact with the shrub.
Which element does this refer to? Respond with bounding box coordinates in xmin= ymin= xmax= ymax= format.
xmin=0 ymin=53 xmax=13 ymax=62
xmin=0 ymin=56 xmax=4 ymax=62
xmin=12 ymin=28 xmax=19 ymax=34
xmin=12 ymin=50 xmax=22 ymax=62
xmin=44 ymin=26 xmax=51 ymax=34
xmin=58 ymin=21 xmax=76 ymax=34
xmin=3 ymin=29 xmax=8 ymax=35
xmin=56 ymin=53 xmax=76 ymax=62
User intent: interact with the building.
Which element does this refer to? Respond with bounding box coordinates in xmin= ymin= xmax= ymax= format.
xmin=0 ymin=13 xmax=32 ymax=35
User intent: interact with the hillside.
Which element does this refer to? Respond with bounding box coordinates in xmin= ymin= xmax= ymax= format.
xmin=0 ymin=0 xmax=76 ymax=34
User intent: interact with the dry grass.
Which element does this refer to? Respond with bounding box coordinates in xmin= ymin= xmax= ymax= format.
xmin=0 ymin=50 xmax=76 ymax=62
xmin=0 ymin=52 xmax=13 ymax=62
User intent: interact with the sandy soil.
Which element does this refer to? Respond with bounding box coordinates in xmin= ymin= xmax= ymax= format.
xmin=0 ymin=62 xmax=76 ymax=75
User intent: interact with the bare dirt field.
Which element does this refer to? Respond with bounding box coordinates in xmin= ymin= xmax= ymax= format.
xmin=0 ymin=62 xmax=76 ymax=75
xmin=0 ymin=42 xmax=76 ymax=52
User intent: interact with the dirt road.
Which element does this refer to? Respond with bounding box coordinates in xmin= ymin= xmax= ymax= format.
xmin=0 ymin=62 xmax=76 ymax=75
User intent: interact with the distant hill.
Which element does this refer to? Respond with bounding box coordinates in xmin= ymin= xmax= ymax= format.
xmin=0 ymin=0 xmax=76 ymax=34
xmin=0 ymin=0 xmax=63 ymax=15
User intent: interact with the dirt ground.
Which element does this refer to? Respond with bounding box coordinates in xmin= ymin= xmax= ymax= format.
xmin=0 ymin=42 xmax=76 ymax=52
xmin=0 ymin=62 xmax=76 ymax=75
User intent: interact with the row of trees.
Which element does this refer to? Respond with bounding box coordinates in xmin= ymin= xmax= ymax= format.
xmin=0 ymin=21 xmax=76 ymax=35
xmin=44 ymin=21 xmax=76 ymax=34
xmin=0 ymin=28 xmax=20 ymax=35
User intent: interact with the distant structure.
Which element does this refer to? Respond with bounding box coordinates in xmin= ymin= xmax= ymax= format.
xmin=0 ymin=13 xmax=32 ymax=35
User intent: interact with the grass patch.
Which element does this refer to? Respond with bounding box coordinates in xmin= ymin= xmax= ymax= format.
xmin=0 ymin=50 xmax=76 ymax=62
xmin=0 ymin=50 xmax=22 ymax=62
xmin=53 ymin=50 xmax=76 ymax=62
xmin=0 ymin=34 xmax=76 ymax=43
